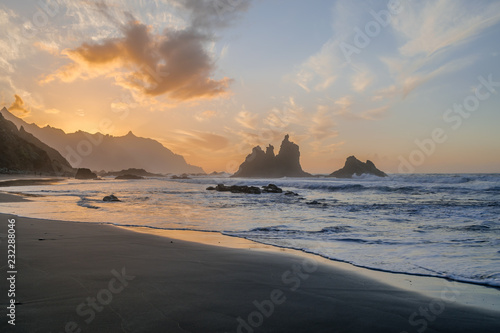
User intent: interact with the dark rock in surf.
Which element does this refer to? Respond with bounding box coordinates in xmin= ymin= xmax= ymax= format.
xmin=330 ymin=156 xmax=387 ymax=178
xmin=262 ymin=184 xmax=283 ymax=193
xmin=210 ymin=184 xmax=262 ymax=194
xmin=103 ymin=194 xmax=120 ymax=202
xmin=75 ymin=168 xmax=98 ymax=180
xmin=115 ymin=174 xmax=144 ymax=180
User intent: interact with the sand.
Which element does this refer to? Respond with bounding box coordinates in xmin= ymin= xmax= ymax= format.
xmin=1 ymin=191 xmax=500 ymax=332
xmin=0 ymin=177 xmax=64 ymax=188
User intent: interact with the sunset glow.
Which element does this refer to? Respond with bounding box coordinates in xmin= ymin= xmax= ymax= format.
xmin=1 ymin=0 xmax=500 ymax=173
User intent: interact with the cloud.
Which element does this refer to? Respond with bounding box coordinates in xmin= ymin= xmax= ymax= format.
xmin=294 ymin=39 xmax=341 ymax=92
xmin=236 ymin=109 xmax=259 ymax=129
xmin=309 ymin=105 xmax=338 ymax=141
xmin=195 ymin=110 xmax=218 ymax=122
xmin=378 ymin=55 xmax=478 ymax=99
xmin=375 ymin=0 xmax=500 ymax=98
xmin=334 ymin=96 xmax=353 ymax=115
xmin=42 ymin=20 xmax=232 ymax=100
xmin=41 ymin=1 xmax=252 ymax=101
xmin=351 ymin=68 xmax=373 ymax=92
xmin=173 ymin=130 xmax=230 ymax=151
xmin=359 ymin=105 xmax=389 ymax=120
xmin=180 ymin=0 xmax=251 ymax=30
xmin=309 ymin=141 xmax=345 ymax=156
xmin=333 ymin=95 xmax=388 ymax=120
xmin=44 ymin=108 xmax=61 ymax=114
xmin=220 ymin=44 xmax=230 ymax=59
xmin=393 ymin=0 xmax=500 ymax=58
xmin=263 ymin=97 xmax=304 ymax=130
xmin=34 ymin=41 xmax=60 ymax=56
xmin=8 ymin=94 xmax=30 ymax=117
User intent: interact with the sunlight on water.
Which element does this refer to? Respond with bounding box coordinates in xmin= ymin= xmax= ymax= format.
xmin=1 ymin=174 xmax=499 ymax=287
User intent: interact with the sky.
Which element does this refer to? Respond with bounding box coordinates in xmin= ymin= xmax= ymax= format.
xmin=1 ymin=0 xmax=500 ymax=174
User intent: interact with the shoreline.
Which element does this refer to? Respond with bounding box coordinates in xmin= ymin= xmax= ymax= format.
xmin=1 ymin=190 xmax=500 ymax=314
xmin=120 ymin=225 xmax=500 ymax=312
xmin=1 ymin=211 xmax=500 ymax=332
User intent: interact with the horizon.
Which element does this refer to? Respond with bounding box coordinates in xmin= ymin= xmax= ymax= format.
xmin=1 ymin=1 xmax=500 ymax=174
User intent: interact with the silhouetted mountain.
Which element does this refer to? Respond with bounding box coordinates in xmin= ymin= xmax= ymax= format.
xmin=0 ymin=107 xmax=204 ymax=174
xmin=16 ymin=125 xmax=75 ymax=175
xmin=232 ymin=135 xmax=311 ymax=178
xmin=330 ymin=156 xmax=387 ymax=178
xmin=0 ymin=110 xmax=74 ymax=175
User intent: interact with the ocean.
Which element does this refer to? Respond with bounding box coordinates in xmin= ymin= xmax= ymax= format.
xmin=2 ymin=173 xmax=499 ymax=287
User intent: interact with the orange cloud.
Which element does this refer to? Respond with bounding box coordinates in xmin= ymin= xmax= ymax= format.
xmin=9 ymin=94 xmax=30 ymax=118
xmin=42 ymin=21 xmax=232 ymax=101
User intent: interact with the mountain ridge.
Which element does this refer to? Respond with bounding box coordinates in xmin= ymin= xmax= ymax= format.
xmin=0 ymin=111 xmax=74 ymax=175
xmin=0 ymin=107 xmax=204 ymax=174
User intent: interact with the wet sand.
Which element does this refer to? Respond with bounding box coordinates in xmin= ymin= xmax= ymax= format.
xmin=0 ymin=205 xmax=499 ymax=332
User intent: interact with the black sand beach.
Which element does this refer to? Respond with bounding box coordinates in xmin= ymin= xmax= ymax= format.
xmin=1 ymin=191 xmax=499 ymax=332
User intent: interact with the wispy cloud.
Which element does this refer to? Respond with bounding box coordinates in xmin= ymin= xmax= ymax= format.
xmin=351 ymin=67 xmax=373 ymax=92
xmin=236 ymin=109 xmax=259 ymax=130
xmin=294 ymin=39 xmax=341 ymax=92
xmin=195 ymin=110 xmax=218 ymax=122
xmin=378 ymin=0 xmax=500 ymax=97
xmin=309 ymin=105 xmax=338 ymax=141
xmin=309 ymin=141 xmax=345 ymax=156
xmin=173 ymin=130 xmax=230 ymax=152
xmin=393 ymin=0 xmax=500 ymax=58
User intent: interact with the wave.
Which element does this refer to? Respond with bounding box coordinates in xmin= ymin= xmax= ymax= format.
xmin=298 ymin=183 xmax=427 ymax=194
xmin=250 ymin=225 xmax=290 ymax=232
xmin=319 ymin=226 xmax=352 ymax=233
xmin=223 ymin=233 xmax=500 ymax=288
xmin=485 ymin=186 xmax=500 ymax=193
xmin=76 ymin=197 xmax=99 ymax=209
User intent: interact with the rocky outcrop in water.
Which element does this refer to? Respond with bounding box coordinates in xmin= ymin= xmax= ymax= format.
xmin=103 ymin=194 xmax=120 ymax=202
xmin=207 ymin=184 xmax=262 ymax=194
xmin=101 ymin=168 xmax=163 ymax=178
xmin=330 ymin=156 xmax=387 ymax=178
xmin=262 ymin=184 xmax=283 ymax=193
xmin=75 ymin=168 xmax=97 ymax=179
xmin=232 ymin=135 xmax=311 ymax=178
xmin=115 ymin=174 xmax=144 ymax=180
xmin=206 ymin=183 xmax=299 ymax=196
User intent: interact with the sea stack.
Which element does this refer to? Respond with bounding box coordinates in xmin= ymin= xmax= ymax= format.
xmin=232 ymin=135 xmax=311 ymax=178
xmin=330 ymin=156 xmax=387 ymax=178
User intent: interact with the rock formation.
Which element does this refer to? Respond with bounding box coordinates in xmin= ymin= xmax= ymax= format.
xmin=232 ymin=135 xmax=311 ymax=178
xmin=103 ymin=194 xmax=120 ymax=202
xmin=101 ymin=168 xmax=162 ymax=178
xmin=206 ymin=184 xmax=262 ymax=194
xmin=206 ymin=183 xmax=300 ymax=196
xmin=115 ymin=174 xmax=144 ymax=180
xmin=330 ymin=156 xmax=387 ymax=178
xmin=75 ymin=168 xmax=97 ymax=179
